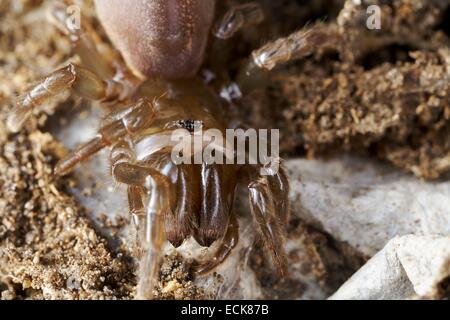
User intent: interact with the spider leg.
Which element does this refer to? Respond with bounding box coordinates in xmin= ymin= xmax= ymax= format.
xmin=48 ymin=1 xmax=117 ymax=80
xmin=132 ymin=172 xmax=171 ymax=300
xmin=252 ymin=23 xmax=339 ymax=71
xmin=7 ymin=64 xmax=115 ymax=132
xmin=55 ymin=98 xmax=156 ymax=175
xmin=244 ymin=165 xmax=290 ymax=275
xmin=110 ymin=138 xmax=151 ymax=186
xmin=194 ymin=213 xmax=239 ymax=275
xmin=214 ymin=2 xmax=264 ymax=39
xmin=128 ymin=185 xmax=146 ymax=218
xmin=235 ymin=24 xmax=341 ymax=94
xmin=9 ymin=3 xmax=140 ymax=133
xmin=265 ymin=165 xmax=290 ymax=225
xmin=109 ymin=140 xmax=170 ymax=299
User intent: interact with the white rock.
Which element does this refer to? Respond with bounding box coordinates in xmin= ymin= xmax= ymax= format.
xmin=330 ymin=235 xmax=450 ymax=300
xmin=287 ymin=156 xmax=450 ymax=256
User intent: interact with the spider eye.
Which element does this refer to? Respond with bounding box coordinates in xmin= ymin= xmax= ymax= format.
xmin=176 ymin=119 xmax=204 ymax=133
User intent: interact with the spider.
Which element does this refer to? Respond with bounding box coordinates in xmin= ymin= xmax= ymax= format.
xmin=6 ymin=0 xmax=325 ymax=299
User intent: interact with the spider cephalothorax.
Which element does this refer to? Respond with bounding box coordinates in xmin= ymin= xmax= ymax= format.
xmin=7 ymin=0 xmax=301 ymax=299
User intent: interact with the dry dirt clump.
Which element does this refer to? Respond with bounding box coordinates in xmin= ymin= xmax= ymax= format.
xmin=0 ymin=129 xmax=136 ymax=300
xmin=271 ymin=49 xmax=450 ymax=179
xmin=153 ymin=253 xmax=206 ymax=300
xmin=239 ymin=0 xmax=450 ymax=179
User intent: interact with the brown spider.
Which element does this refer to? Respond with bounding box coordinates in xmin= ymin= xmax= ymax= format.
xmin=5 ymin=0 xmax=327 ymax=299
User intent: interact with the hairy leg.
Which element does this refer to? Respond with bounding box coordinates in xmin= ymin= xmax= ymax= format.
xmin=252 ymin=23 xmax=339 ymax=71
xmin=7 ymin=63 xmax=119 ymax=132
xmin=236 ymin=24 xmax=340 ymax=94
xmin=244 ymin=165 xmax=290 ymax=275
xmin=265 ymin=166 xmax=290 ymax=225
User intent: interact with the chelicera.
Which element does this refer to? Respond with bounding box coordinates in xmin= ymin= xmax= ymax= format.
xmin=6 ymin=0 xmax=327 ymax=299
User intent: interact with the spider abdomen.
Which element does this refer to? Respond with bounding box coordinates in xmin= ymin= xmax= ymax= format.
xmin=94 ymin=0 xmax=216 ymax=79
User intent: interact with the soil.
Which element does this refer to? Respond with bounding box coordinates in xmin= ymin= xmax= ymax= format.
xmin=0 ymin=0 xmax=449 ymax=300
xmin=234 ymin=0 xmax=450 ymax=179
xmin=0 ymin=0 xmax=131 ymax=300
